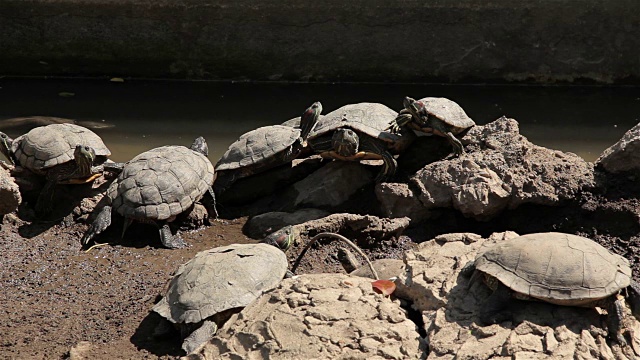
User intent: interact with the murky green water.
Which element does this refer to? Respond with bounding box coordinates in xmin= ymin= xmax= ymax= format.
xmin=0 ymin=78 xmax=638 ymax=163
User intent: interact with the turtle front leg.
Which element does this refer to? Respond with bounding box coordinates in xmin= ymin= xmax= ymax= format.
xmin=387 ymin=110 xmax=413 ymax=134
xmin=627 ymin=280 xmax=640 ymax=319
xmin=361 ymin=137 xmax=397 ymax=182
xmin=206 ymin=186 xmax=220 ymax=220
xmin=607 ymin=296 xmax=628 ymax=346
xmin=181 ymin=319 xmax=218 ymax=354
xmin=158 ymin=223 xmax=187 ymax=249
xmin=82 ymin=205 xmax=113 ymax=246
xmin=35 ymin=179 xmax=57 ymax=216
xmin=477 ymin=282 xmax=513 ymax=325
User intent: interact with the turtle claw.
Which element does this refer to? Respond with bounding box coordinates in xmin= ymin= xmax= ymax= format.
xmin=159 ymin=224 xmax=188 ymax=249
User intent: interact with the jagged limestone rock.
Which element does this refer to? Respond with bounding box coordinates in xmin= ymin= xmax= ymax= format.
xmin=190 ymin=273 xmax=426 ymax=359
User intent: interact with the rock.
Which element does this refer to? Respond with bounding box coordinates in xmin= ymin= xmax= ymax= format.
xmin=376 ymin=182 xmax=430 ymax=222
xmin=295 ymin=213 xmax=410 ymax=241
xmin=69 ymin=341 xmax=94 ymax=360
xmin=596 ymin=122 xmax=640 ymax=174
xmin=190 ymin=273 xmax=426 ymax=359
xmin=350 ymin=258 xmax=406 ymax=280
xmin=243 ymin=208 xmax=330 ymax=239
xmin=397 ymin=231 xmax=640 ymax=360
xmin=0 ymin=166 xmax=21 ymax=216
xmin=411 ymin=117 xmax=594 ymax=220
xmin=292 ymin=161 xmax=373 ymax=208
xmin=216 ymin=157 xmax=325 ymax=206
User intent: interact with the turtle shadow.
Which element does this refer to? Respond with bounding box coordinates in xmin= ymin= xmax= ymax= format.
xmin=442 ymin=270 xmax=606 ymax=343
xmin=130 ymin=311 xmax=183 ymax=357
xmin=16 ymin=177 xmax=114 ymax=238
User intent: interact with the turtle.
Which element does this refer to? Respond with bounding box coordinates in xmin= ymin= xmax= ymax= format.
xmin=0 ymin=123 xmax=111 ymax=215
xmin=307 ymin=102 xmax=416 ymax=182
xmin=152 ymin=242 xmax=290 ymax=354
xmin=81 ymin=137 xmax=216 ymax=249
xmin=464 ymin=232 xmax=640 ymax=345
xmin=214 ymin=101 xmax=322 ymax=192
xmin=389 ymin=96 xmax=475 ymax=156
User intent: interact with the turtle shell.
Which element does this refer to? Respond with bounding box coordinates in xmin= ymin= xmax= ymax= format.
xmin=215 ymin=125 xmax=301 ymax=172
xmin=12 ymin=123 xmax=111 ymax=173
xmin=418 ymin=97 xmax=475 ymax=133
xmin=309 ymin=103 xmax=401 ymax=144
xmin=475 ymin=232 xmax=631 ymax=306
xmin=153 ymin=243 xmax=288 ymax=324
xmin=108 ymin=145 xmax=215 ymax=221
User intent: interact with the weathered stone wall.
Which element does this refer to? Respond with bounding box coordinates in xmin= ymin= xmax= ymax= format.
xmin=0 ymin=0 xmax=638 ymax=83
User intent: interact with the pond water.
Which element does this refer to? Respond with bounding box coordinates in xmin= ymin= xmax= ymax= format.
xmin=0 ymin=78 xmax=638 ymax=163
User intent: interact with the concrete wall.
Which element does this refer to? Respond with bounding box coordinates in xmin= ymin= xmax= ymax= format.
xmin=0 ymin=0 xmax=638 ymax=83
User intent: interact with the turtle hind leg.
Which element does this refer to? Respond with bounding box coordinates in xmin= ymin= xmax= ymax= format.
xmin=181 ymin=320 xmax=218 ymax=354
xmin=445 ymin=131 xmax=465 ymax=157
xmin=159 ymin=223 xmax=187 ymax=249
xmin=82 ymin=205 xmax=113 ymax=246
xmin=477 ymin=282 xmax=513 ymax=325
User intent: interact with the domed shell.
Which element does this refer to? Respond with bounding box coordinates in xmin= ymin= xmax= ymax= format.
xmin=475 ymin=232 xmax=632 ymax=305
xmin=12 ymin=123 xmax=111 ymax=173
xmin=215 ymin=125 xmax=301 ymax=171
xmin=108 ymin=145 xmax=215 ymax=221
xmin=152 ymin=243 xmax=288 ymax=324
xmin=418 ymin=97 xmax=475 ymax=132
xmin=310 ymin=103 xmax=402 ymax=144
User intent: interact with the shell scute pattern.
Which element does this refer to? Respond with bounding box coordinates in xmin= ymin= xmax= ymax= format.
xmin=476 ymin=232 xmax=631 ymax=304
xmin=419 ymin=97 xmax=475 ymax=132
xmin=312 ymin=103 xmax=398 ymax=141
xmin=108 ymin=146 xmax=214 ymax=221
xmin=153 ymin=243 xmax=288 ymax=325
xmin=215 ymin=125 xmax=300 ymax=171
xmin=12 ymin=123 xmax=110 ymax=172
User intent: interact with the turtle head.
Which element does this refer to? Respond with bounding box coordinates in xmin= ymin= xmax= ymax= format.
xmin=190 ymin=136 xmax=209 ymax=156
xmin=299 ymin=101 xmax=322 ymax=141
xmin=74 ymin=144 xmax=96 ymax=175
xmin=261 ymin=225 xmax=299 ymax=252
xmin=331 ymin=128 xmax=359 ymax=157
xmin=0 ymin=132 xmax=14 ymax=165
xmin=403 ymin=96 xmax=428 ymax=126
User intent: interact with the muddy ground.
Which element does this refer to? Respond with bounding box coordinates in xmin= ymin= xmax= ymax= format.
xmin=1 ymin=171 xmax=640 ymax=359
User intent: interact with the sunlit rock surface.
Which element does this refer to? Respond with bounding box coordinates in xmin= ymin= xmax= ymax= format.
xmin=596 ymin=122 xmax=640 ymax=174
xmin=190 ymin=273 xmax=426 ymax=359
xmin=397 ymin=231 xmax=640 ymax=360
xmin=378 ymin=117 xmax=595 ymax=220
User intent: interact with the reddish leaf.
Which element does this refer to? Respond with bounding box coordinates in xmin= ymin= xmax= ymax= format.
xmin=372 ymin=279 xmax=396 ymax=296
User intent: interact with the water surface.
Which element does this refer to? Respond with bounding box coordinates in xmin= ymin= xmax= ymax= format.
xmin=0 ymin=79 xmax=638 ymax=163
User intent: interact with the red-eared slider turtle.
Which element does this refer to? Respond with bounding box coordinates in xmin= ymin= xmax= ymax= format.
xmin=0 ymin=123 xmax=111 ymax=215
xmin=307 ymin=102 xmax=415 ymax=182
xmin=214 ymin=102 xmax=322 ymax=192
xmin=390 ymin=96 xmax=475 ymax=156
xmin=465 ymin=232 xmax=640 ymax=344
xmin=152 ymin=242 xmax=289 ymax=354
xmin=81 ymin=137 xmax=216 ymax=249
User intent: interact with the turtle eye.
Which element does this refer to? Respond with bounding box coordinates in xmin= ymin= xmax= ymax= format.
xmin=84 ymin=146 xmax=90 ymax=151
